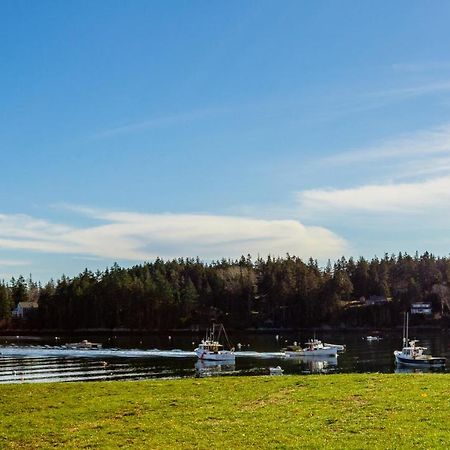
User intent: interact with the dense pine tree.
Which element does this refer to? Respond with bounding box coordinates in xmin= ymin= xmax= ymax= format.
xmin=1 ymin=252 xmax=450 ymax=330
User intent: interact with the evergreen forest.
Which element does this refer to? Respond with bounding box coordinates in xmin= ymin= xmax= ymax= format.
xmin=1 ymin=252 xmax=450 ymax=331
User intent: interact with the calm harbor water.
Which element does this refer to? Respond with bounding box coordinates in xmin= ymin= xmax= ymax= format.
xmin=1 ymin=330 xmax=449 ymax=383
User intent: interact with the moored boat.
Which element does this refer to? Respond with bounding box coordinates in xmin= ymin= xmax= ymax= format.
xmin=65 ymin=339 xmax=102 ymax=350
xmin=195 ymin=324 xmax=235 ymax=362
xmin=366 ymin=336 xmax=382 ymax=342
xmin=394 ymin=313 xmax=446 ymax=368
xmin=283 ymin=339 xmax=338 ymax=357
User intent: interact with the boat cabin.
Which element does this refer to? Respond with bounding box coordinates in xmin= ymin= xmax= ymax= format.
xmin=402 ymin=340 xmax=426 ymax=358
xmin=198 ymin=340 xmax=223 ymax=353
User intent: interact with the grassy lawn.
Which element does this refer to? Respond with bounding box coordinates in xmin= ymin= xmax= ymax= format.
xmin=0 ymin=374 xmax=449 ymax=449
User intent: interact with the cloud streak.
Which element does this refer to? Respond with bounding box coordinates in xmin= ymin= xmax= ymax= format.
xmin=323 ymin=123 xmax=450 ymax=165
xmin=95 ymin=108 xmax=224 ymax=138
xmin=0 ymin=209 xmax=349 ymax=262
xmin=298 ymin=176 xmax=450 ymax=215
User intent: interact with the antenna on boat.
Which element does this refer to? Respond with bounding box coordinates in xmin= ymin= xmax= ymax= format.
xmin=403 ymin=312 xmax=406 ymax=347
xmin=402 ymin=311 xmax=409 ymax=346
xmin=406 ymin=312 xmax=409 ymax=344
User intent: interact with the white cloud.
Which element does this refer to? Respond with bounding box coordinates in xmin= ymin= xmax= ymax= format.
xmin=0 ymin=259 xmax=30 ymax=267
xmin=94 ymin=108 xmax=223 ymax=138
xmin=298 ymin=176 xmax=450 ymax=214
xmin=0 ymin=209 xmax=348 ymax=262
xmin=324 ymin=123 xmax=450 ymax=165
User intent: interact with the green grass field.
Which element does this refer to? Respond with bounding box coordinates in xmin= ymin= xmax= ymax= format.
xmin=0 ymin=374 xmax=449 ymax=449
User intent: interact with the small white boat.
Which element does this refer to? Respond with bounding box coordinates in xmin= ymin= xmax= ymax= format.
xmin=65 ymin=339 xmax=102 ymax=350
xmin=195 ymin=324 xmax=235 ymax=362
xmin=269 ymin=366 xmax=284 ymax=375
xmin=394 ymin=313 xmax=446 ymax=368
xmin=365 ymin=336 xmax=382 ymax=341
xmin=283 ymin=339 xmax=338 ymax=357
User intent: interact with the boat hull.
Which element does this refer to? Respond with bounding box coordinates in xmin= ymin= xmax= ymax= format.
xmin=285 ymin=348 xmax=338 ymax=358
xmin=195 ymin=349 xmax=235 ymax=361
xmin=394 ymin=351 xmax=446 ymax=367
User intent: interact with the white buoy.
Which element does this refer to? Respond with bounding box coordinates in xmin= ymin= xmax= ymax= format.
xmin=237 ymin=343 xmax=242 ymax=350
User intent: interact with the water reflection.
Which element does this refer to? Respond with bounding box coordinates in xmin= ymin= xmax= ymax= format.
xmin=0 ymin=329 xmax=449 ymax=383
xmin=288 ymin=355 xmax=338 ymax=374
xmin=394 ymin=366 xmax=446 ymax=374
xmin=194 ymin=360 xmax=236 ymax=377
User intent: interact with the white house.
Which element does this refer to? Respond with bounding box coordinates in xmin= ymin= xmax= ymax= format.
xmin=410 ymin=303 xmax=432 ymax=315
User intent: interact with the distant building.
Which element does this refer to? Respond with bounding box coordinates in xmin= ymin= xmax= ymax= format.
xmin=11 ymin=302 xmax=39 ymax=319
xmin=410 ymin=303 xmax=432 ymax=315
xmin=364 ymin=295 xmax=389 ymax=306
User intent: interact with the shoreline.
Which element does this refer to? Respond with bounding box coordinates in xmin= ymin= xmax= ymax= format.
xmin=1 ymin=324 xmax=448 ymax=337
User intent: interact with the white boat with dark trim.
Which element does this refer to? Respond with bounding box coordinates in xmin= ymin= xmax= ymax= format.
xmin=394 ymin=313 xmax=446 ymax=368
xmin=283 ymin=339 xmax=338 ymax=357
xmin=195 ymin=324 xmax=235 ymax=362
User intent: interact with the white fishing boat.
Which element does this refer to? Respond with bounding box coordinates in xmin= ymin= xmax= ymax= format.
xmin=195 ymin=324 xmax=235 ymax=362
xmin=283 ymin=339 xmax=338 ymax=357
xmin=65 ymin=339 xmax=102 ymax=350
xmin=394 ymin=313 xmax=446 ymax=368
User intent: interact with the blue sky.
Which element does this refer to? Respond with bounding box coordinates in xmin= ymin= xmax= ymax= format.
xmin=2 ymin=1 xmax=450 ymax=281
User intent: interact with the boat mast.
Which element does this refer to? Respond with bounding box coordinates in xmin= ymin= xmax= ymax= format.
xmin=402 ymin=311 xmax=410 ymax=346
xmin=406 ymin=312 xmax=409 ymax=345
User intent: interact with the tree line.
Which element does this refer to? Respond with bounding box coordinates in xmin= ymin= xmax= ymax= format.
xmin=1 ymin=252 xmax=450 ymax=330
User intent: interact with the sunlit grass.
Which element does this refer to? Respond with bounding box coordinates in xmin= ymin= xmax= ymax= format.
xmin=0 ymin=374 xmax=449 ymax=449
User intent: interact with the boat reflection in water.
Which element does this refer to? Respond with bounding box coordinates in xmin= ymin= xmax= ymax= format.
xmin=395 ymin=365 xmax=446 ymax=374
xmin=194 ymin=359 xmax=236 ymax=377
xmin=291 ymin=355 xmax=338 ymax=374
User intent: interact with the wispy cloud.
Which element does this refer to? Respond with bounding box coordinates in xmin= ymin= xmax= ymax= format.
xmin=298 ymin=176 xmax=450 ymax=215
xmin=95 ymin=78 xmax=450 ymax=140
xmin=366 ymin=80 xmax=450 ymax=103
xmin=323 ymin=123 xmax=450 ymax=166
xmin=0 ymin=259 xmax=30 ymax=267
xmin=94 ymin=108 xmax=224 ymax=138
xmin=0 ymin=208 xmax=349 ymax=262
